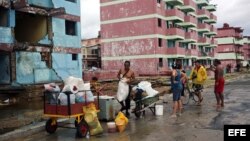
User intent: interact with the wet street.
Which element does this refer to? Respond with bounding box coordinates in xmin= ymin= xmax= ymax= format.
xmin=8 ymin=77 xmax=250 ymax=141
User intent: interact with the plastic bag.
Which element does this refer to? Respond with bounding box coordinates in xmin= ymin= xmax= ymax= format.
xmin=117 ymin=81 xmax=129 ymax=102
xmin=58 ymin=92 xmax=75 ymax=105
xmin=83 ymin=104 xmax=103 ymax=135
xmin=115 ymin=112 xmax=128 ymax=132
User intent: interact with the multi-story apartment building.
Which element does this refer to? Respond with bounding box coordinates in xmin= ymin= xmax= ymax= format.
xmin=215 ymin=23 xmax=245 ymax=68
xmin=242 ymin=36 xmax=250 ymax=65
xmin=0 ymin=0 xmax=82 ymax=94
xmin=100 ymin=0 xmax=217 ymax=75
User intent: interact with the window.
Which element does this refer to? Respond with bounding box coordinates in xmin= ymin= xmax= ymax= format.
xmin=72 ymin=54 xmax=78 ymax=60
xmin=167 ymin=40 xmax=175 ymax=48
xmin=157 ymin=0 xmax=161 ymax=4
xmin=159 ymin=58 xmax=163 ymax=67
xmin=158 ymin=18 xmax=162 ymax=27
xmin=65 ymin=0 xmax=76 ymax=2
xmin=65 ymin=20 xmax=77 ymax=36
xmin=158 ymin=38 xmax=162 ymax=47
xmin=0 ymin=8 xmax=8 ymax=27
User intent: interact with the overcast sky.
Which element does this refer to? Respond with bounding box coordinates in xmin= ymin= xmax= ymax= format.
xmin=80 ymin=0 xmax=250 ymax=39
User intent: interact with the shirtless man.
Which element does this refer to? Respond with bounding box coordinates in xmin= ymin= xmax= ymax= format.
xmin=117 ymin=61 xmax=135 ymax=117
xmin=212 ymin=59 xmax=225 ymax=109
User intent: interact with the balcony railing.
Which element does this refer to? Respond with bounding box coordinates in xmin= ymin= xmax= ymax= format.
xmin=166 ymin=28 xmax=185 ymax=40
xmin=184 ymin=15 xmax=197 ymax=25
xmin=186 ymin=49 xmax=198 ymax=56
xmin=197 ymin=23 xmax=210 ymax=32
xmin=197 ymin=9 xmax=210 ymax=19
xmin=165 ymin=8 xmax=185 ymax=21
xmin=166 ymin=46 xmax=186 ymax=55
xmin=185 ymin=31 xmax=198 ymax=42
xmin=180 ymin=0 xmax=196 ymax=12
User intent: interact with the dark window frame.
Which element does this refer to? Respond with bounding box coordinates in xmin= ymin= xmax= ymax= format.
xmin=65 ymin=20 xmax=77 ymax=36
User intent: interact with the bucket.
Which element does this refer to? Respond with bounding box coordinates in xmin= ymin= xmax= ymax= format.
xmin=107 ymin=122 xmax=117 ymax=133
xmin=155 ymin=105 xmax=164 ymax=116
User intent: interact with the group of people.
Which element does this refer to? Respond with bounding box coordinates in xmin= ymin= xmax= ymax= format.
xmin=116 ymin=59 xmax=225 ymax=118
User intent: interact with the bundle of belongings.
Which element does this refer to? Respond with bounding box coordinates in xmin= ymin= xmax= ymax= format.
xmin=44 ymin=76 xmax=94 ymax=105
xmin=132 ymin=81 xmax=159 ymax=101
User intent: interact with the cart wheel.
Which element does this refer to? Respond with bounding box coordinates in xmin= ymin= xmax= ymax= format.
xmin=45 ymin=119 xmax=57 ymax=134
xmin=76 ymin=119 xmax=89 ymax=138
xmin=134 ymin=104 xmax=142 ymax=118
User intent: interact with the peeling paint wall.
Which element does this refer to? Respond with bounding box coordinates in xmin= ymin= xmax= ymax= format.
xmin=0 ymin=0 xmax=82 ymax=86
xmin=102 ymin=59 xmax=158 ymax=75
xmin=102 ymin=38 xmax=156 ymax=56
xmin=52 ymin=0 xmax=80 ymax=16
xmin=52 ymin=18 xmax=81 ymax=48
xmin=28 ymin=0 xmax=54 ymax=8
xmin=0 ymin=27 xmax=13 ymax=43
xmin=52 ymin=53 xmax=82 ymax=79
xmin=16 ymin=52 xmax=61 ymax=84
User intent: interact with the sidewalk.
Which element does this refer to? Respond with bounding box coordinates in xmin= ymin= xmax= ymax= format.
xmin=1 ymin=72 xmax=249 ymax=141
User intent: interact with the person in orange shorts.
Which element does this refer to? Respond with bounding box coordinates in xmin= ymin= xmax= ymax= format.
xmin=212 ymin=59 xmax=225 ymax=109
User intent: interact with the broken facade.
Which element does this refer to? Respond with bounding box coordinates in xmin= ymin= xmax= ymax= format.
xmin=0 ymin=0 xmax=82 ymax=92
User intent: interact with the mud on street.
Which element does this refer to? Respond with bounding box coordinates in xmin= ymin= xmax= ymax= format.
xmin=1 ymin=75 xmax=249 ymax=141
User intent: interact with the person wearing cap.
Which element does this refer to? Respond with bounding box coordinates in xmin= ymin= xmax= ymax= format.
xmin=189 ymin=60 xmax=207 ymax=105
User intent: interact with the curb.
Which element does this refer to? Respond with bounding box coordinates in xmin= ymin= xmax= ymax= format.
xmin=0 ymin=122 xmax=45 ymax=141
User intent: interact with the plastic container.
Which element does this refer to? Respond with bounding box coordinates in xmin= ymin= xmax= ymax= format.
xmin=107 ymin=122 xmax=117 ymax=133
xmin=155 ymin=105 xmax=164 ymax=116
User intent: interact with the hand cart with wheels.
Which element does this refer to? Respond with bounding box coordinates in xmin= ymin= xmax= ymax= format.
xmin=43 ymin=90 xmax=99 ymax=138
xmin=133 ymin=88 xmax=161 ymax=118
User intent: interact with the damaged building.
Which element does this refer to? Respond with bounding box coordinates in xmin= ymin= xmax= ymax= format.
xmin=0 ymin=0 xmax=82 ymax=98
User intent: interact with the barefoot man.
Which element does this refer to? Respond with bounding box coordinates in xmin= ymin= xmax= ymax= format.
xmin=212 ymin=59 xmax=225 ymax=109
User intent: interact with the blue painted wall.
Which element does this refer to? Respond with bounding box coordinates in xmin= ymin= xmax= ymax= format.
xmin=1 ymin=0 xmax=82 ymax=85
xmin=16 ymin=52 xmax=61 ymax=84
xmin=28 ymin=0 xmax=54 ymax=8
xmin=52 ymin=53 xmax=82 ymax=79
xmin=52 ymin=18 xmax=81 ymax=48
xmin=0 ymin=27 xmax=13 ymax=43
xmin=52 ymin=0 xmax=80 ymax=16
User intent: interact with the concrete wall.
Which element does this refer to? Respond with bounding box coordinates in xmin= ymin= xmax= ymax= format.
xmin=52 ymin=0 xmax=80 ymax=16
xmin=52 ymin=53 xmax=82 ymax=79
xmin=0 ymin=27 xmax=13 ymax=43
xmin=16 ymin=52 xmax=61 ymax=84
xmin=28 ymin=0 xmax=54 ymax=8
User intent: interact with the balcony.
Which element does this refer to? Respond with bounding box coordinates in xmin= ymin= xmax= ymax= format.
xmin=178 ymin=15 xmax=197 ymax=27
xmin=186 ymin=49 xmax=199 ymax=57
xmin=183 ymin=31 xmax=198 ymax=43
xmin=197 ymin=37 xmax=211 ymax=46
xmin=205 ymin=4 xmax=216 ymax=12
xmin=208 ymin=51 xmax=215 ymax=57
xmin=197 ymin=9 xmax=210 ymax=19
xmin=210 ymin=38 xmax=217 ymax=47
xmin=205 ymin=25 xmax=217 ymax=36
xmin=164 ymin=0 xmax=184 ymax=6
xmin=179 ymin=0 xmax=196 ymax=12
xmin=195 ymin=0 xmax=209 ymax=7
xmin=166 ymin=46 xmax=186 ymax=56
xmin=204 ymin=13 xmax=217 ymax=24
xmin=166 ymin=28 xmax=185 ymax=40
xmin=165 ymin=8 xmax=185 ymax=22
xmin=197 ymin=23 xmax=210 ymax=33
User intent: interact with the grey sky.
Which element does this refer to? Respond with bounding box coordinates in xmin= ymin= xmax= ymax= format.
xmin=80 ymin=0 xmax=250 ymax=39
